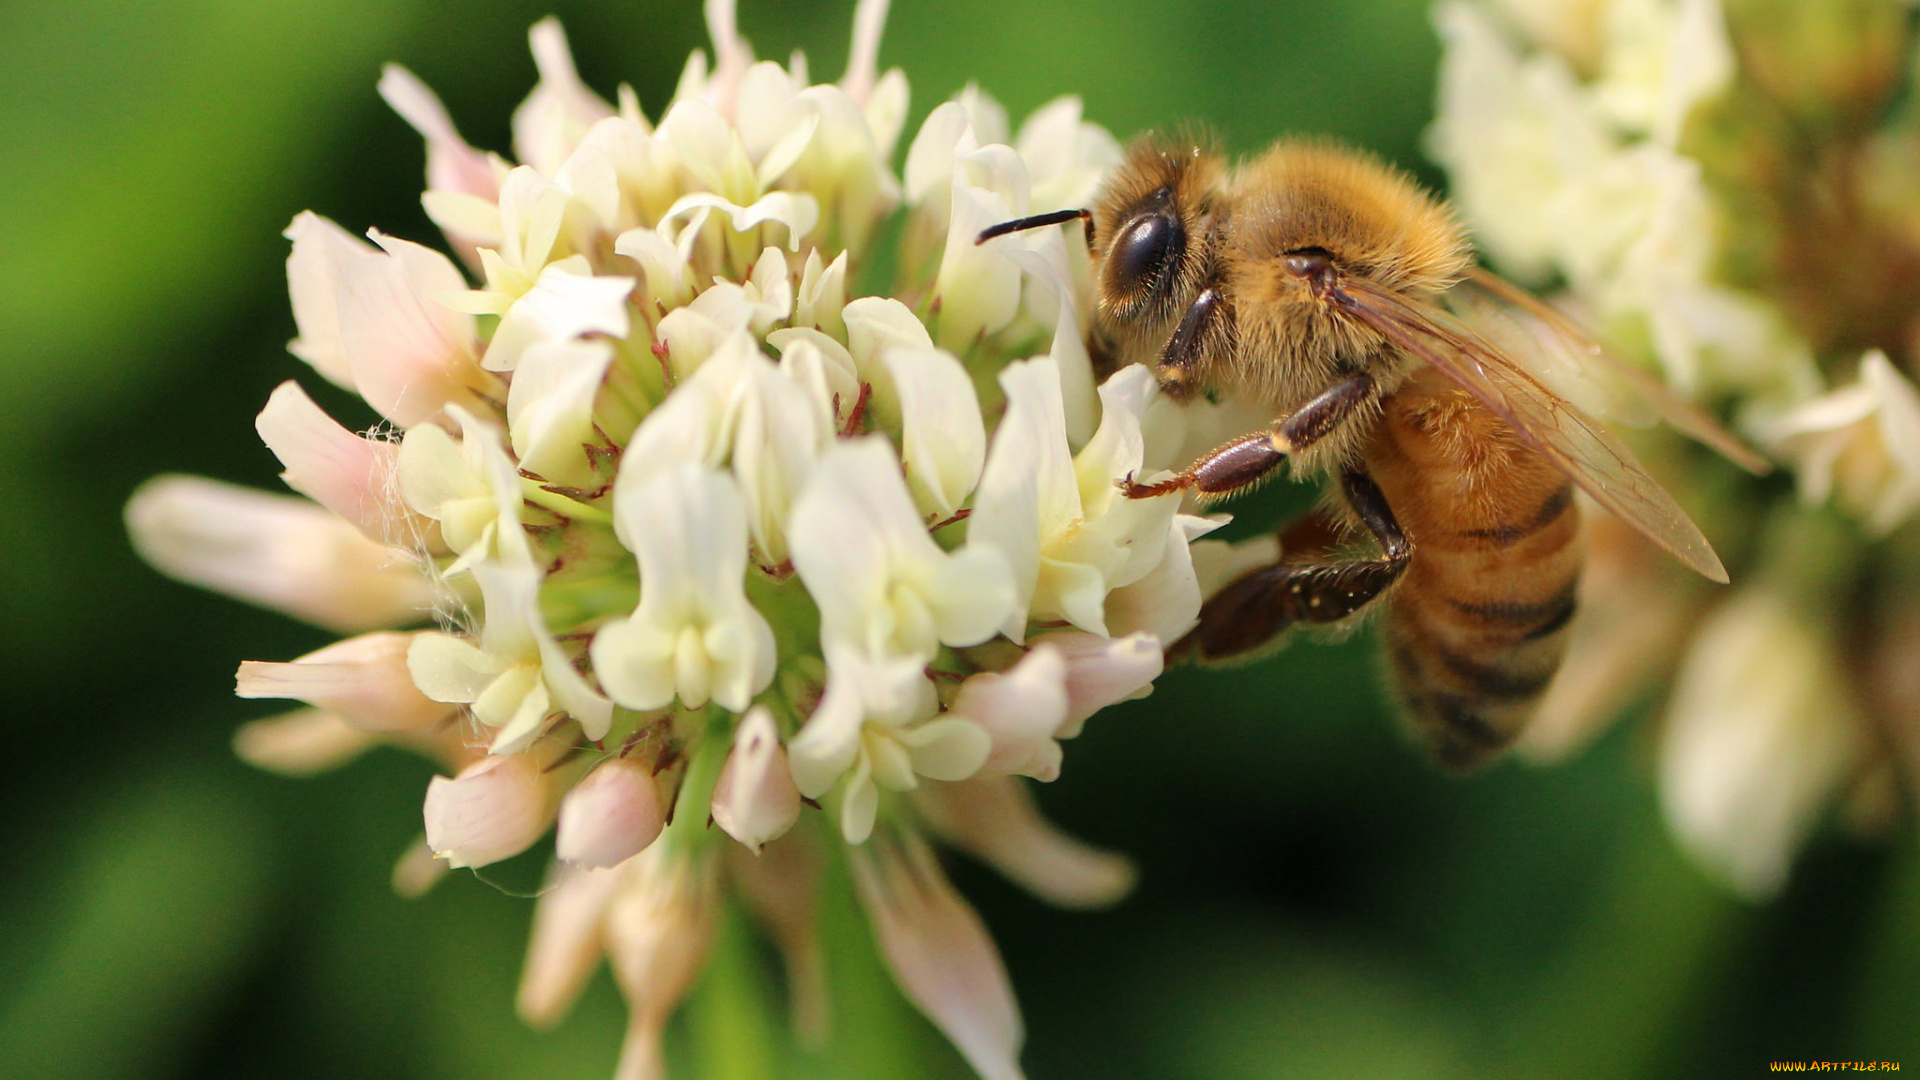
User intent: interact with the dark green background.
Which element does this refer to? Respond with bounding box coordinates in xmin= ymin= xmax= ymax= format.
xmin=1 ymin=0 xmax=1913 ymax=1076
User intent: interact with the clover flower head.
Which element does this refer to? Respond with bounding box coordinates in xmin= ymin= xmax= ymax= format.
xmin=127 ymin=2 xmax=1227 ymax=1074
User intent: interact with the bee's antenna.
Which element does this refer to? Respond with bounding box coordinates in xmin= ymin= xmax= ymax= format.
xmin=975 ymin=208 xmax=1094 ymax=247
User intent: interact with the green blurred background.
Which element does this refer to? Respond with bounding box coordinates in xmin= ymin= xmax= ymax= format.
xmin=1 ymin=0 xmax=1914 ymax=1077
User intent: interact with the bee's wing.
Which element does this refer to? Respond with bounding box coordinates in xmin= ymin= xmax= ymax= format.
xmin=1449 ymin=268 xmax=1772 ymax=475
xmin=1331 ymin=275 xmax=1730 ymax=583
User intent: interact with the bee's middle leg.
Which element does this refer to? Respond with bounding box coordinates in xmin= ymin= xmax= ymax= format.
xmin=1177 ymin=468 xmax=1411 ymax=661
xmin=1120 ymin=372 xmax=1375 ymax=499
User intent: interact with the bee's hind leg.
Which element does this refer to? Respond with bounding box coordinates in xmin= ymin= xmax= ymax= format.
xmin=1177 ymin=468 xmax=1411 ymax=661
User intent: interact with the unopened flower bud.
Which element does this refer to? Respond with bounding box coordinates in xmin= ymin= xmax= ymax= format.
xmin=556 ymin=758 xmax=666 ymax=869
xmin=424 ymin=754 xmax=558 ymax=869
xmin=711 ymin=707 xmax=802 ymax=853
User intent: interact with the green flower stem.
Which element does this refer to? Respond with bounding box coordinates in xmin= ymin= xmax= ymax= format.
xmin=686 ymin=905 xmax=782 ymax=1080
xmin=666 ymin=709 xmax=731 ymax=851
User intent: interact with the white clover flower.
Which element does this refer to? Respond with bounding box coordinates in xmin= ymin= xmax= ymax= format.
xmin=1754 ymin=351 xmax=1920 ymax=536
xmin=591 ymin=464 xmax=775 ymax=712
xmin=126 ymin=3 xmax=1239 ymax=1077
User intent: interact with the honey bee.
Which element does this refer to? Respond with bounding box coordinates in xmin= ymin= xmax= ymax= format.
xmin=980 ymin=138 xmax=1761 ymax=769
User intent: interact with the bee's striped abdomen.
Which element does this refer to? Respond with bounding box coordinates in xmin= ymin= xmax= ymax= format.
xmin=1364 ymin=373 xmax=1584 ymax=770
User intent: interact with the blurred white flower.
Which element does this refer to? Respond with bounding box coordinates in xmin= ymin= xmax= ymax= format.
xmin=1757 ymin=351 xmax=1920 ymax=535
xmin=1660 ymin=584 xmax=1862 ymax=898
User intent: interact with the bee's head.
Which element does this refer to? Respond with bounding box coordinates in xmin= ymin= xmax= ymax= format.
xmin=975 ymin=134 xmax=1225 ymax=382
xmin=1089 ymin=138 xmax=1220 ymax=347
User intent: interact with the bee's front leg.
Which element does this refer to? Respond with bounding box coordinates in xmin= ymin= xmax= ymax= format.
xmin=1120 ymin=372 xmax=1376 ymax=499
xmin=1175 ymin=468 xmax=1412 ymax=661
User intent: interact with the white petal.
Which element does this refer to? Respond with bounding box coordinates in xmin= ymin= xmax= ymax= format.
xmin=789 ymin=438 xmax=1011 ymax=659
xmin=932 ymin=176 xmax=1025 ymax=352
xmin=1013 ymin=95 xmax=1122 ymax=214
xmin=484 ymin=265 xmax=634 ymax=372
xmin=1660 ymin=587 xmax=1861 ymax=898
xmin=661 ymin=190 xmax=820 ymax=252
xmin=423 ymin=754 xmax=558 ymax=869
xmin=508 ymin=338 xmax=617 ymax=488
xmin=406 ymin=632 xmax=505 ymax=704
xmin=897 ymin=717 xmax=992 ymax=784
xmin=969 ymin=359 xmax=1076 ymax=640
xmin=237 ymin=632 xmax=449 ymax=733
xmin=592 ymin=465 xmax=774 ymax=712
xmin=1001 ymin=231 xmax=1097 ymax=446
xmin=863 ymin=66 xmax=910 ymax=156
xmin=470 ymin=558 xmax=615 ymax=742
xmin=788 ymin=673 xmax=870 ymax=800
xmin=903 ymin=102 xmax=974 ymax=209
xmin=883 ymin=347 xmax=987 ymax=519
xmin=913 ymin=777 xmax=1135 ymax=909
xmin=1102 ymin=514 xmax=1221 ymax=647
xmin=852 ymin=832 xmax=1026 ymax=1080
xmin=126 ymin=475 xmax=438 ymax=633
xmin=557 ymin=758 xmax=666 ymax=869
xmin=233 ymin=708 xmax=378 ymax=777
xmin=794 ymin=248 xmax=850 ymax=339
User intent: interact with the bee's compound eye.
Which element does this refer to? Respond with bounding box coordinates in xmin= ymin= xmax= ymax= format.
xmin=1107 ymin=209 xmax=1186 ymax=296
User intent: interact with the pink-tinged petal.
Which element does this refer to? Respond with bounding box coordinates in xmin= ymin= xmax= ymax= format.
xmin=233 ymin=708 xmax=378 ymax=777
xmin=727 ymin=832 xmax=829 ymax=1046
xmin=236 ymin=632 xmax=449 ymax=733
xmin=256 ymin=381 xmax=434 ymax=549
xmin=391 ymin=835 xmax=450 ymax=899
xmin=839 ymin=0 xmax=891 ymax=104
xmin=423 ymin=754 xmax=559 ymax=870
xmin=518 ymin=859 xmax=628 ymax=1028
xmin=699 ymin=0 xmax=753 ymax=121
xmin=1035 ymin=631 xmax=1164 ymax=737
xmin=512 ymin=18 xmax=616 ymax=177
xmin=914 ymin=776 xmax=1135 ymax=910
xmin=711 ymin=707 xmax=803 ymax=853
xmin=377 ymin=64 xmax=500 ymax=206
xmin=852 ymin=831 xmax=1026 ymax=1080
xmin=605 ymin=848 xmax=721 ymax=1080
xmin=955 ymin=646 xmax=1069 ymax=782
xmin=283 ymin=212 xmax=375 ymax=389
xmin=126 ymin=475 xmax=440 ymax=633
xmin=556 ymin=759 xmax=666 ymax=869
xmin=337 ymin=231 xmax=494 ymax=428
